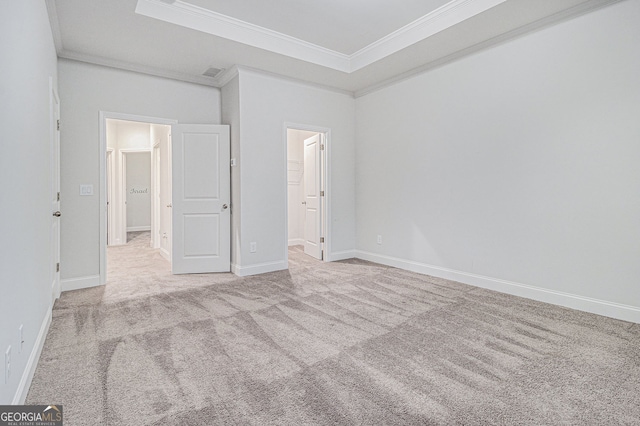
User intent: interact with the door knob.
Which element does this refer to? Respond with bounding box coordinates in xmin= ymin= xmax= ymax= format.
xmin=53 ymin=211 xmax=61 ymax=217
xmin=222 ymin=204 xmax=229 ymax=210
xmin=166 ymin=204 xmax=172 ymax=208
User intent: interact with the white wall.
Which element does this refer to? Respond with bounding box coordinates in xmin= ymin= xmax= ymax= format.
xmin=58 ymin=59 xmax=221 ymax=285
xmin=0 ymin=1 xmax=58 ymax=403
xmin=125 ymin=152 xmax=151 ymax=231
xmin=117 ymin=120 xmax=150 ymax=150
xmin=355 ymin=0 xmax=640 ymax=322
xmin=234 ymin=69 xmax=356 ymax=275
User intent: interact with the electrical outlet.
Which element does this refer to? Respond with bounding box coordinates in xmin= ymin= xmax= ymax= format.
xmin=376 ymin=235 xmax=382 ymax=245
xmin=19 ymin=325 xmax=23 ymax=354
xmin=5 ymin=346 xmax=11 ymax=384
xmin=250 ymin=242 xmax=257 ymax=253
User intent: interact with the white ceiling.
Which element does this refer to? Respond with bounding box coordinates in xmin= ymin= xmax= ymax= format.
xmin=48 ymin=0 xmax=620 ymax=95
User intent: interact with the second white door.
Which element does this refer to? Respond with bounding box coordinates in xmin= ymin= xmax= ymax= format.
xmin=171 ymin=124 xmax=230 ymax=274
xmin=303 ymin=134 xmax=322 ymax=260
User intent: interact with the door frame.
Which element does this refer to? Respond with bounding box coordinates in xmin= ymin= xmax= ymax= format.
xmin=106 ymin=148 xmax=114 ymax=245
xmin=151 ymin=142 xmax=161 ymax=249
xmin=99 ymin=111 xmax=177 ymax=285
xmin=120 ymin=149 xmax=152 ymax=242
xmin=283 ymin=123 xmax=332 ymax=263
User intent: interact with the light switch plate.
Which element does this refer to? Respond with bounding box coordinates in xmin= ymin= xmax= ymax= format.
xmin=80 ymin=184 xmax=94 ymax=196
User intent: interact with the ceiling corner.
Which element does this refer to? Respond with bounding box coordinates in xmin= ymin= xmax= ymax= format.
xmin=45 ymin=0 xmax=64 ymax=53
xmin=215 ymin=65 xmax=240 ymax=87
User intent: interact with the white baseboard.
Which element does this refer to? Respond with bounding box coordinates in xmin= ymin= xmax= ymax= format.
xmin=61 ymin=275 xmax=102 ymax=292
xmin=127 ymin=226 xmax=151 ymax=232
xmin=232 ymin=260 xmax=288 ymax=277
xmin=328 ymin=249 xmax=356 ymax=262
xmin=13 ymin=308 xmax=52 ymax=404
xmin=288 ymin=238 xmax=304 ymax=246
xmin=355 ymin=250 xmax=640 ymax=324
xmin=160 ymin=247 xmax=170 ymax=262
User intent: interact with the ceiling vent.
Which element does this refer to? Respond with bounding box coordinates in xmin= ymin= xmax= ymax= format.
xmin=202 ymin=67 xmax=225 ymax=78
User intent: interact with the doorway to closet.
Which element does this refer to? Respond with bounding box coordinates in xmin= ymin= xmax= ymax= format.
xmin=286 ymin=127 xmax=327 ymax=261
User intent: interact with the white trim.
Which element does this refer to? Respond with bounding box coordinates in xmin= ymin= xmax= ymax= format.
xmin=100 ymin=112 xmax=178 ymax=285
xmin=217 ymin=65 xmax=240 ymax=88
xmin=54 ymin=1 xmax=620 ymax=95
xmin=160 ymin=247 xmax=171 ymax=262
xmin=151 ymin=142 xmax=161 ymax=249
xmin=232 ymin=260 xmax=288 ymax=277
xmin=288 ymin=238 xmax=304 ymax=246
xmin=61 ymin=275 xmax=102 ymax=292
xmin=127 ymin=226 xmax=151 ymax=232
xmin=106 ymin=148 xmax=116 ymax=245
xmin=100 ymin=113 xmax=107 ymax=283
xmin=355 ymin=0 xmax=623 ymax=97
xmin=327 ymin=250 xmax=356 ymax=262
xmin=135 ymin=0 xmax=351 ymax=72
xmin=355 ymin=250 xmax=640 ymax=324
xmin=12 ymin=309 xmax=52 ymax=405
xmin=239 ymin=66 xmax=353 ymax=97
xmin=134 ymin=0 xmax=510 ymax=73
xmin=350 ymin=0 xmax=508 ymax=71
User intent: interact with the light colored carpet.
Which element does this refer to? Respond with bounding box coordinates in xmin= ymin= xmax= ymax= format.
xmin=27 ymin=232 xmax=640 ymax=425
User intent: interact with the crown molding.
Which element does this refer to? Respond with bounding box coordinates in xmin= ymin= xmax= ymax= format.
xmin=135 ymin=0 xmax=351 ymax=72
xmin=349 ymin=0 xmax=507 ymax=72
xmin=236 ymin=66 xmax=355 ymax=98
xmin=354 ymin=0 xmax=623 ymax=97
xmin=50 ymin=0 xmax=621 ymax=97
xmin=45 ymin=0 xmax=64 ymax=53
xmin=216 ymin=65 xmax=240 ymax=87
xmin=58 ymin=50 xmax=220 ymax=87
xmin=135 ymin=0 xmax=509 ymax=73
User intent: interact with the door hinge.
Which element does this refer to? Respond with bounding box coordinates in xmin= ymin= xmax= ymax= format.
xmin=57 ymin=119 xmax=60 ymax=131
xmin=56 ymin=263 xmax=60 ymax=272
xmin=57 ymin=192 xmax=60 ymax=201
xmin=320 ymin=237 xmax=324 ymax=243
xmin=320 ymin=190 xmax=324 ymax=196
xmin=320 ymin=144 xmax=325 ymax=151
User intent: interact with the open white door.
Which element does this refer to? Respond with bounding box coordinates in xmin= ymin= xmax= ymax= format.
xmin=171 ymin=124 xmax=230 ymax=274
xmin=50 ymin=86 xmax=61 ymax=302
xmin=303 ymin=134 xmax=322 ymax=259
